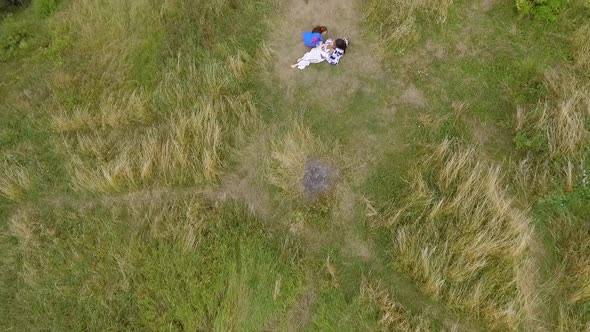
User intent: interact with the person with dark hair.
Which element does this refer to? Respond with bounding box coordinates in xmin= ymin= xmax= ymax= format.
xmin=311 ymin=26 xmax=328 ymax=34
xmin=302 ymin=26 xmax=328 ymax=48
xmin=327 ymin=38 xmax=348 ymax=65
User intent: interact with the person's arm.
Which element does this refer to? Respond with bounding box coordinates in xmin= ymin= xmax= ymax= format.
xmin=311 ymin=36 xmax=320 ymax=46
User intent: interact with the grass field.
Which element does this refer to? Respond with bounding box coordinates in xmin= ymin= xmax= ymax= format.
xmin=1 ymin=0 xmax=589 ymax=330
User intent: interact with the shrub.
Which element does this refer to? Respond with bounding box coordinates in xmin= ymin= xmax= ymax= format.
xmin=516 ymin=0 xmax=564 ymax=21
xmin=0 ymin=30 xmax=29 ymax=59
xmin=513 ymin=122 xmax=548 ymax=154
xmin=33 ymin=0 xmax=61 ymax=17
xmin=2 ymin=0 xmax=25 ymax=7
xmin=0 ymin=15 xmax=31 ymax=62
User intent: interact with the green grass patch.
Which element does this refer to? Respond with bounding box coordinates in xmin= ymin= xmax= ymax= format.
xmin=1 ymin=200 xmax=304 ymax=330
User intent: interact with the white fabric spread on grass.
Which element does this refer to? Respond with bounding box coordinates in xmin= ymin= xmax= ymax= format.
xmin=291 ymin=39 xmax=334 ymax=70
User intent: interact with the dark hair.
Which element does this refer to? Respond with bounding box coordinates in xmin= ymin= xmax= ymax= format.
xmin=312 ymin=26 xmax=328 ymax=34
xmin=335 ymin=38 xmax=348 ymax=53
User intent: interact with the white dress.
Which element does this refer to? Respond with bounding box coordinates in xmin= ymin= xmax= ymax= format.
xmin=291 ymin=39 xmax=334 ymax=70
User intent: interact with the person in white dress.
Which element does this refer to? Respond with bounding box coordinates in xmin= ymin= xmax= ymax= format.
xmin=291 ymin=39 xmax=335 ymax=70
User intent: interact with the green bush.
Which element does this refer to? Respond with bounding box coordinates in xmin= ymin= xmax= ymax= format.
xmin=33 ymin=0 xmax=61 ymax=17
xmin=0 ymin=15 xmax=31 ymax=62
xmin=513 ymin=131 xmax=548 ymax=153
xmin=516 ymin=0 xmax=564 ymax=21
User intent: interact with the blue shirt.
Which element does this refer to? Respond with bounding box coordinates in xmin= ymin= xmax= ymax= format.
xmin=302 ymin=32 xmax=323 ymax=47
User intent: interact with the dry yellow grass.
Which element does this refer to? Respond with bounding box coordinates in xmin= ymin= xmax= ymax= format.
xmin=9 ymin=193 xmax=208 ymax=257
xmin=267 ymin=122 xmax=332 ymax=196
xmin=7 ymin=209 xmax=44 ymax=287
xmin=543 ymin=70 xmax=590 ymax=158
xmin=549 ymin=219 xmax=590 ymax=332
xmin=383 ymin=140 xmax=537 ymax=330
xmin=46 ymin=0 xmax=264 ymax=193
xmin=50 ymin=91 xmax=152 ymax=132
xmin=516 ymin=69 xmax=589 ymax=159
xmin=364 ymin=0 xmax=453 ymax=53
xmin=63 ymin=92 xmax=258 ymax=193
xmin=572 ymin=23 xmax=590 ymax=70
xmin=514 ymin=67 xmax=589 ymax=193
xmin=0 ymin=162 xmax=33 ymax=202
xmin=360 ymin=279 xmax=435 ymax=331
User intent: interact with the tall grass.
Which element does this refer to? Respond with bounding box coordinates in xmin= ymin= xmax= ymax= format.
xmin=381 ymin=140 xmax=536 ymax=330
xmin=62 ymin=92 xmax=257 ymax=192
xmin=50 ymin=91 xmax=152 ymax=132
xmin=511 ymin=14 xmax=590 ymax=332
xmin=513 ymin=68 xmax=589 ymax=191
xmin=360 ymin=279 xmax=435 ymax=331
xmin=1 ymin=1 xmax=293 ymax=327
xmin=267 ymin=122 xmax=334 ymax=198
xmin=46 ymin=0 xmax=269 ymax=192
xmin=541 ymin=70 xmax=589 ymax=158
xmin=364 ymin=0 xmax=453 ymax=53
xmin=0 ymin=161 xmax=32 ymax=202
xmin=513 ymin=23 xmax=590 ymax=170
xmin=2 ymin=197 xmax=302 ymax=330
xmin=572 ymin=23 xmax=590 ymax=70
xmin=548 ymin=218 xmax=590 ymax=332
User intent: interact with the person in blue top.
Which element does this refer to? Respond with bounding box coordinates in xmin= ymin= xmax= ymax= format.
xmin=302 ymin=26 xmax=328 ymax=48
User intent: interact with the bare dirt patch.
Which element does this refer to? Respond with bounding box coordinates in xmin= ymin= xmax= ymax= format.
xmin=425 ymin=39 xmax=448 ymax=59
xmin=269 ymin=0 xmax=383 ymax=111
xmin=285 ymin=287 xmax=317 ymax=332
xmin=480 ymin=0 xmax=498 ymax=13
xmin=217 ymin=135 xmax=274 ymax=219
xmin=303 ymin=159 xmax=336 ymax=200
xmin=400 ymin=84 xmax=427 ymax=109
xmin=342 ymin=235 xmax=372 ymax=261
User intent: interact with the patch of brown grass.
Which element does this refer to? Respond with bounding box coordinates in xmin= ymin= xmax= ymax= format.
xmin=360 ymin=279 xmax=435 ymax=331
xmin=550 ymin=218 xmax=590 ymax=332
xmin=572 ymin=23 xmax=590 ymax=70
xmin=267 ymin=122 xmax=333 ymax=198
xmin=543 ymin=70 xmax=590 ymax=158
xmin=364 ymin=0 xmax=453 ymax=54
xmin=7 ymin=209 xmax=42 ymax=287
xmin=0 ymin=162 xmax=33 ymax=202
xmin=382 ymin=140 xmax=537 ymax=330
xmin=46 ymin=0 xmax=265 ymax=193
xmin=50 ymin=91 xmax=153 ymax=132
xmin=65 ymin=94 xmax=257 ymax=192
xmin=513 ymin=68 xmax=589 ymax=192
